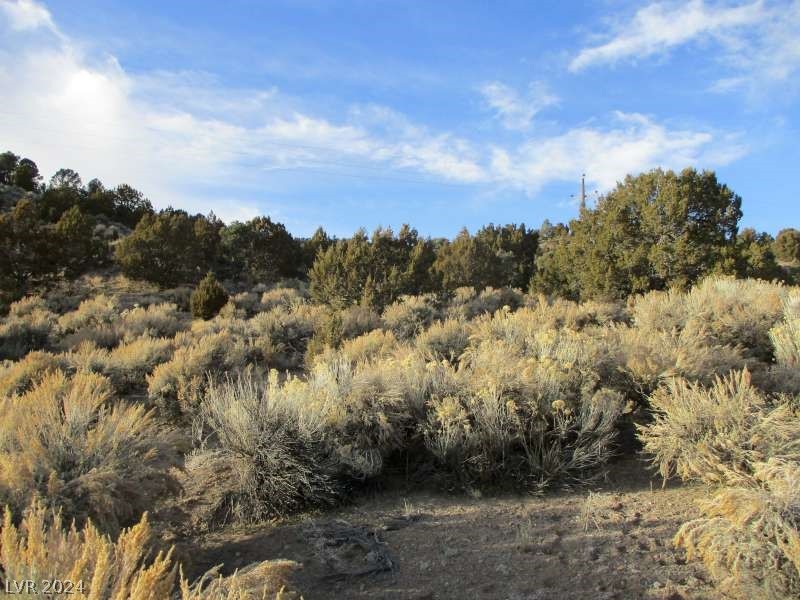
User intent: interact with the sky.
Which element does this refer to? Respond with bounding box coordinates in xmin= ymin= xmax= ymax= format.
xmin=0 ymin=0 xmax=798 ymax=237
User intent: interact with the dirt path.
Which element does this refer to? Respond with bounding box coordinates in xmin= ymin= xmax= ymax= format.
xmin=185 ymin=458 xmax=720 ymax=600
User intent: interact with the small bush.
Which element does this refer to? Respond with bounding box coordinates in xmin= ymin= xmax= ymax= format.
xmin=191 ymin=273 xmax=229 ymax=320
xmin=0 ymin=370 xmax=178 ymax=531
xmin=57 ymin=294 xmax=118 ymax=335
xmin=335 ymin=329 xmax=398 ymax=365
xmin=447 ymin=286 xmax=524 ymax=320
xmin=260 ymin=287 xmax=307 ymax=311
xmin=0 ymin=298 xmax=55 ymax=359
xmin=228 ymin=291 xmax=263 ymax=317
xmin=638 ymin=369 xmax=800 ymax=486
xmin=770 ymin=291 xmax=800 ymax=368
xmin=193 ymin=372 xmax=342 ymax=522
xmin=675 ymin=459 xmax=800 ymax=599
xmin=0 ymin=351 xmax=66 ymax=398
xmin=415 ymin=318 xmax=471 ymax=362
xmin=105 ymin=336 xmax=175 ymax=392
xmin=340 ymin=304 xmax=382 ymax=339
xmin=147 ymin=331 xmax=249 ymax=419
xmin=249 ymin=306 xmax=317 ymax=370
xmin=633 ymin=277 xmax=788 ymax=362
xmin=382 ymin=294 xmax=439 ymax=340
xmin=120 ymin=302 xmax=184 ymax=340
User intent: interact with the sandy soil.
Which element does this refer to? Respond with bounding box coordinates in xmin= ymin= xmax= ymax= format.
xmin=182 ymin=458 xmax=721 ymax=600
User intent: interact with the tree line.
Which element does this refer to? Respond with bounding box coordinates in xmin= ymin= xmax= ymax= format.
xmin=1 ymin=149 xmax=798 ymax=312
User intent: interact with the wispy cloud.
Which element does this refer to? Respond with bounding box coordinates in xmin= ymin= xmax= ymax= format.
xmin=479 ymin=81 xmax=558 ymax=130
xmin=0 ymin=0 xmax=747 ymax=225
xmin=0 ymin=0 xmax=57 ymax=32
xmin=569 ymin=0 xmax=766 ymax=72
xmin=488 ymin=111 xmax=746 ymax=192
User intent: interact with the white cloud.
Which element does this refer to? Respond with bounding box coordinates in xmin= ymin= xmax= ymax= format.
xmin=713 ymin=1 xmax=800 ymax=93
xmin=480 ymin=81 xmax=558 ymax=130
xmin=0 ymin=0 xmax=746 ymax=224
xmin=0 ymin=0 xmax=57 ymax=33
xmin=570 ymin=0 xmax=766 ymax=72
xmin=487 ymin=111 xmax=745 ymax=193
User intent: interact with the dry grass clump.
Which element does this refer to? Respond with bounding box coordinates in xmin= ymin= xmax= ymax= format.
xmin=147 ymin=331 xmax=250 ymax=420
xmin=382 ymin=294 xmax=439 ymax=340
xmin=638 ymin=369 xmax=800 ymax=486
xmin=0 ymin=350 xmax=67 ymax=398
xmin=0 ymin=502 xmax=300 ymax=600
xmin=675 ymin=459 xmax=800 ymax=599
xmin=57 ymin=294 xmax=119 ymax=335
xmin=415 ymin=318 xmax=471 ymax=363
xmin=0 ymin=295 xmax=56 ymax=359
xmin=0 ymin=370 xmax=178 ymax=531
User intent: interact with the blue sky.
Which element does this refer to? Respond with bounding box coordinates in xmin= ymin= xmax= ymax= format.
xmin=1 ymin=0 xmax=798 ymax=237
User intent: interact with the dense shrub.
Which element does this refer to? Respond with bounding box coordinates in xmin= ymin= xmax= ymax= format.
xmin=0 ymin=296 xmax=55 ymax=359
xmin=335 ymin=329 xmax=398 ymax=365
xmin=382 ymin=294 xmax=439 ymax=340
xmin=57 ymin=294 xmax=118 ymax=335
xmin=770 ymin=291 xmax=800 ymax=367
xmin=446 ymin=286 xmax=524 ymax=320
xmin=190 ymin=273 xmax=229 ymax=320
xmin=260 ymin=286 xmax=307 ymax=311
xmin=638 ymin=370 xmax=800 ymax=486
xmin=249 ymin=306 xmax=319 ymax=370
xmin=415 ymin=318 xmax=471 ymax=362
xmin=0 ymin=370 xmax=178 ymax=531
xmin=147 ymin=331 xmax=249 ymax=420
xmin=119 ymin=302 xmax=185 ymax=340
xmin=0 ymin=351 xmax=66 ymax=398
xmin=104 ymin=336 xmax=175 ymax=392
xmin=191 ymin=372 xmax=343 ymax=522
xmin=675 ymin=459 xmax=800 ymax=599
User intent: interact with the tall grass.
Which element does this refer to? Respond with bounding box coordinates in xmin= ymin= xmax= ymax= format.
xmin=0 ymin=502 xmax=300 ymax=599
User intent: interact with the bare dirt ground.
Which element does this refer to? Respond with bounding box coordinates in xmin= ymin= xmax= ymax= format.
xmin=183 ymin=458 xmax=721 ymax=600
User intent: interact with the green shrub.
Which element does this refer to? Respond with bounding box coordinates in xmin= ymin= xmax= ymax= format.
xmin=190 ymin=273 xmax=229 ymax=320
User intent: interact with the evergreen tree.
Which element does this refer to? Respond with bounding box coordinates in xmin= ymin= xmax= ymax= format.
xmin=774 ymin=229 xmax=800 ymax=263
xmin=190 ymin=272 xmax=229 ymax=319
